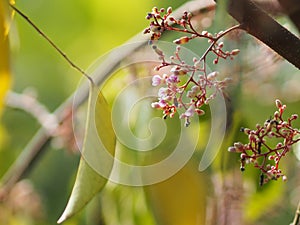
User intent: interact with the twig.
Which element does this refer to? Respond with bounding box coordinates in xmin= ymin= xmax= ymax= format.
xmin=9 ymin=3 xmax=94 ymax=85
xmin=0 ymin=0 xmax=216 ymax=197
xmin=5 ymin=91 xmax=58 ymax=134
xmin=290 ymin=201 xmax=300 ymax=225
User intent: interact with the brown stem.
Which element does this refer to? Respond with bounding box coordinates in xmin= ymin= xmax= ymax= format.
xmin=9 ymin=3 xmax=94 ymax=84
xmin=222 ymin=0 xmax=300 ymax=70
xmin=291 ymin=201 xmax=300 ymax=225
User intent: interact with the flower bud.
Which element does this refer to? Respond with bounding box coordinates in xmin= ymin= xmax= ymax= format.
xmin=207 ymin=71 xmax=219 ymax=80
xmin=173 ymin=36 xmax=190 ymax=44
xmin=152 ymin=7 xmax=158 ymax=14
xmin=152 ymin=45 xmax=164 ymax=56
xmin=195 ymin=109 xmax=205 ymax=116
xmin=145 ymin=13 xmax=152 ymax=20
xmin=275 ymin=99 xmax=282 ymax=108
xmin=231 ymin=49 xmax=240 ymax=56
xmin=201 ymin=31 xmax=208 ymax=36
xmin=282 ymin=175 xmax=287 ymax=181
xmin=234 ymin=142 xmax=244 ymax=150
xmin=228 ymin=146 xmax=236 ymax=152
xmin=240 ymin=153 xmax=247 ymax=159
xmin=152 ymin=75 xmax=162 ymax=86
xmin=291 ymin=114 xmax=298 ymax=120
xmin=167 ymin=7 xmax=172 ymax=14
xmin=168 ymin=16 xmax=176 ymax=22
xmin=217 ymin=30 xmax=224 ymax=36
xmin=240 ymin=165 xmax=245 ymax=172
xmin=151 ymin=102 xmax=160 ymax=108
xmin=274 ymin=111 xmax=280 ymax=118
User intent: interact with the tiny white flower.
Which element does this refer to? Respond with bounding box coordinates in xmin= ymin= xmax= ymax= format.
xmin=185 ymin=104 xmax=195 ymax=117
xmin=207 ymin=71 xmax=219 ymax=80
xmin=152 ymin=75 xmax=162 ymax=86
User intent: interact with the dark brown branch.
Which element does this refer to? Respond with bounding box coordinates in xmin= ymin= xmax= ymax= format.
xmin=278 ymin=0 xmax=300 ymax=32
xmin=255 ymin=0 xmax=283 ymax=16
xmin=224 ymin=0 xmax=300 ymax=70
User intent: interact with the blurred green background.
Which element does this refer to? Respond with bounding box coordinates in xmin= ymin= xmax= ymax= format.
xmin=1 ymin=1 xmax=188 ymax=224
xmin=1 ymin=0 xmax=300 ymax=225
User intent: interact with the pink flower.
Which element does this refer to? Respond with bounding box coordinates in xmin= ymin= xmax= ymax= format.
xmin=152 ymin=75 xmax=163 ymax=86
xmin=185 ymin=105 xmax=195 ymax=117
xmin=180 ymin=105 xmax=195 ymax=119
xmin=158 ymin=87 xmax=172 ymax=101
xmin=151 ymin=99 xmax=167 ymax=109
xmin=166 ymin=74 xmax=179 ymax=83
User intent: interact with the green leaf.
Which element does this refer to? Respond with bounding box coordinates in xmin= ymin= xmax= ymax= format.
xmin=57 ymin=83 xmax=116 ymax=223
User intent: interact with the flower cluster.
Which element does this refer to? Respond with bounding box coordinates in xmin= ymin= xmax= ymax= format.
xmin=144 ymin=7 xmax=240 ymax=126
xmin=228 ymin=99 xmax=300 ymax=185
xmin=150 ymin=44 xmax=231 ymax=126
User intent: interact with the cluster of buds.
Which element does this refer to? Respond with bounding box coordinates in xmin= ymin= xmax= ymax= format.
xmin=144 ymin=7 xmax=240 ymax=126
xmin=150 ymin=44 xmax=231 ymax=126
xmin=228 ymin=99 xmax=300 ymax=185
xmin=143 ymin=6 xmax=240 ymax=61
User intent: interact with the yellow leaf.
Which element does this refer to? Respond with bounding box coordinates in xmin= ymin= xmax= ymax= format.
xmin=145 ymin=162 xmax=208 ymax=225
xmin=0 ymin=0 xmax=11 ymax=116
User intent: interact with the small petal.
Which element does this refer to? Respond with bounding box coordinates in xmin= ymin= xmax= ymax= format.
xmin=151 ymin=102 xmax=161 ymax=108
xmin=207 ymin=71 xmax=219 ymax=80
xmin=231 ymin=49 xmax=240 ymax=56
xmin=185 ymin=105 xmax=195 ymax=117
xmin=158 ymin=87 xmax=168 ymax=98
xmin=167 ymin=75 xmax=179 ymax=83
xmin=282 ymin=175 xmax=287 ymax=182
xmin=152 ymin=75 xmax=162 ymax=86
xmin=228 ymin=146 xmax=237 ymax=152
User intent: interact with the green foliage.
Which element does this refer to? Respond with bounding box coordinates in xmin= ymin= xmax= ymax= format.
xmin=1 ymin=1 xmax=300 ymax=225
xmin=58 ymin=84 xmax=115 ymax=223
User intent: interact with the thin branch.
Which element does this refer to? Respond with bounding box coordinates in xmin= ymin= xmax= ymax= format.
xmin=9 ymin=3 xmax=94 ymax=85
xmin=290 ymin=201 xmax=300 ymax=225
xmin=223 ymin=0 xmax=300 ymax=70
xmin=5 ymin=91 xmax=58 ymax=134
xmin=0 ymin=0 xmax=216 ymax=197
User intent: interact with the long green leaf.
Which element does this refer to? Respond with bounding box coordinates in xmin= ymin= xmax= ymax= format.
xmin=57 ymin=83 xmax=116 ymax=223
